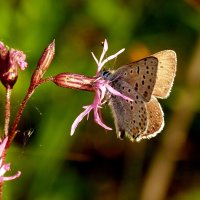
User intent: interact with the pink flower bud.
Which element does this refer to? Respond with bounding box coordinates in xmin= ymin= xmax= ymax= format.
xmin=53 ymin=73 xmax=96 ymax=92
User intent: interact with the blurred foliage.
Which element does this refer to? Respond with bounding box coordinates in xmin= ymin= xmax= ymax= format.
xmin=1 ymin=0 xmax=200 ymax=199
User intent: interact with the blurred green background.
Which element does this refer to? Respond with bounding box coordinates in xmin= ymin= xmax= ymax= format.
xmin=1 ymin=0 xmax=200 ymax=199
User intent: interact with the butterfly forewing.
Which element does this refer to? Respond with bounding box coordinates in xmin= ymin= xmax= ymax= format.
xmin=152 ymin=50 xmax=177 ymax=98
xmin=109 ymin=56 xmax=158 ymax=102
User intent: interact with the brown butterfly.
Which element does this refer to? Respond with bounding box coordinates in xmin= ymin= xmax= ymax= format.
xmin=102 ymin=50 xmax=177 ymax=142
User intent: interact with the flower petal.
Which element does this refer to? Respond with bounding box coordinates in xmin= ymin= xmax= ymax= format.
xmin=94 ymin=109 xmax=112 ymax=130
xmin=106 ymin=84 xmax=133 ymax=101
xmin=103 ymin=39 xmax=108 ymax=52
xmin=0 ymin=163 xmax=10 ymax=176
xmin=98 ymin=39 xmax=108 ymax=71
xmin=10 ymin=49 xmax=28 ymax=70
xmin=71 ymin=106 xmax=93 ymax=135
xmin=100 ymin=48 xmax=125 ymax=69
xmin=0 ymin=42 xmax=8 ymax=58
xmin=91 ymin=52 xmax=99 ymax=65
xmin=93 ymin=90 xmax=112 ymax=130
xmin=0 ymin=137 xmax=8 ymax=157
xmin=2 ymin=171 xmax=21 ymax=182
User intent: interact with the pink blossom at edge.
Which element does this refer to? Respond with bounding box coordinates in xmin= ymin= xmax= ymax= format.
xmin=0 ymin=137 xmax=21 ymax=182
xmin=10 ymin=49 xmax=28 ymax=70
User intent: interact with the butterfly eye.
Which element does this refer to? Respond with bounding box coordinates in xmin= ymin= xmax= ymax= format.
xmin=101 ymin=70 xmax=111 ymax=78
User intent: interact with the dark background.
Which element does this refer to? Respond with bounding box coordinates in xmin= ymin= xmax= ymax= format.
xmin=1 ymin=0 xmax=200 ymax=199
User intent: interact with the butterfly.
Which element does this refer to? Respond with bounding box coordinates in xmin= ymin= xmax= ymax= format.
xmin=102 ymin=50 xmax=177 ymax=142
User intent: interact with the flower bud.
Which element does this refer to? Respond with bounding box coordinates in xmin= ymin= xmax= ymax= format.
xmin=53 ymin=73 xmax=95 ymax=92
xmin=30 ymin=40 xmax=55 ymax=87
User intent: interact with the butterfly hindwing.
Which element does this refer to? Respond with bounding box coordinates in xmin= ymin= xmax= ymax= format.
xmin=109 ymin=92 xmax=148 ymax=141
xmin=136 ymin=96 xmax=164 ymax=142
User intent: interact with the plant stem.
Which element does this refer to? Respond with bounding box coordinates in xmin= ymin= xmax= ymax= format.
xmin=6 ymin=86 xmax=35 ymax=148
xmin=4 ymin=87 xmax=11 ymax=137
xmin=39 ymin=76 xmax=54 ymax=84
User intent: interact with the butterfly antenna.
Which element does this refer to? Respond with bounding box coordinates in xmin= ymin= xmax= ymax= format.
xmin=112 ymin=54 xmax=118 ymax=71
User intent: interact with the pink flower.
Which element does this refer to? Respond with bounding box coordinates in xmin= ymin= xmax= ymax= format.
xmin=0 ymin=137 xmax=21 ymax=182
xmin=9 ymin=48 xmax=28 ymax=71
xmin=71 ymin=39 xmax=133 ymax=135
xmin=0 ymin=41 xmax=28 ymax=88
xmin=0 ymin=42 xmax=8 ymax=59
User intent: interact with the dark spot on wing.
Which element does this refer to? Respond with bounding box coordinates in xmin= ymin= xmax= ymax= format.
xmin=144 ymin=91 xmax=148 ymax=98
xmin=137 ymin=66 xmax=139 ymax=74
